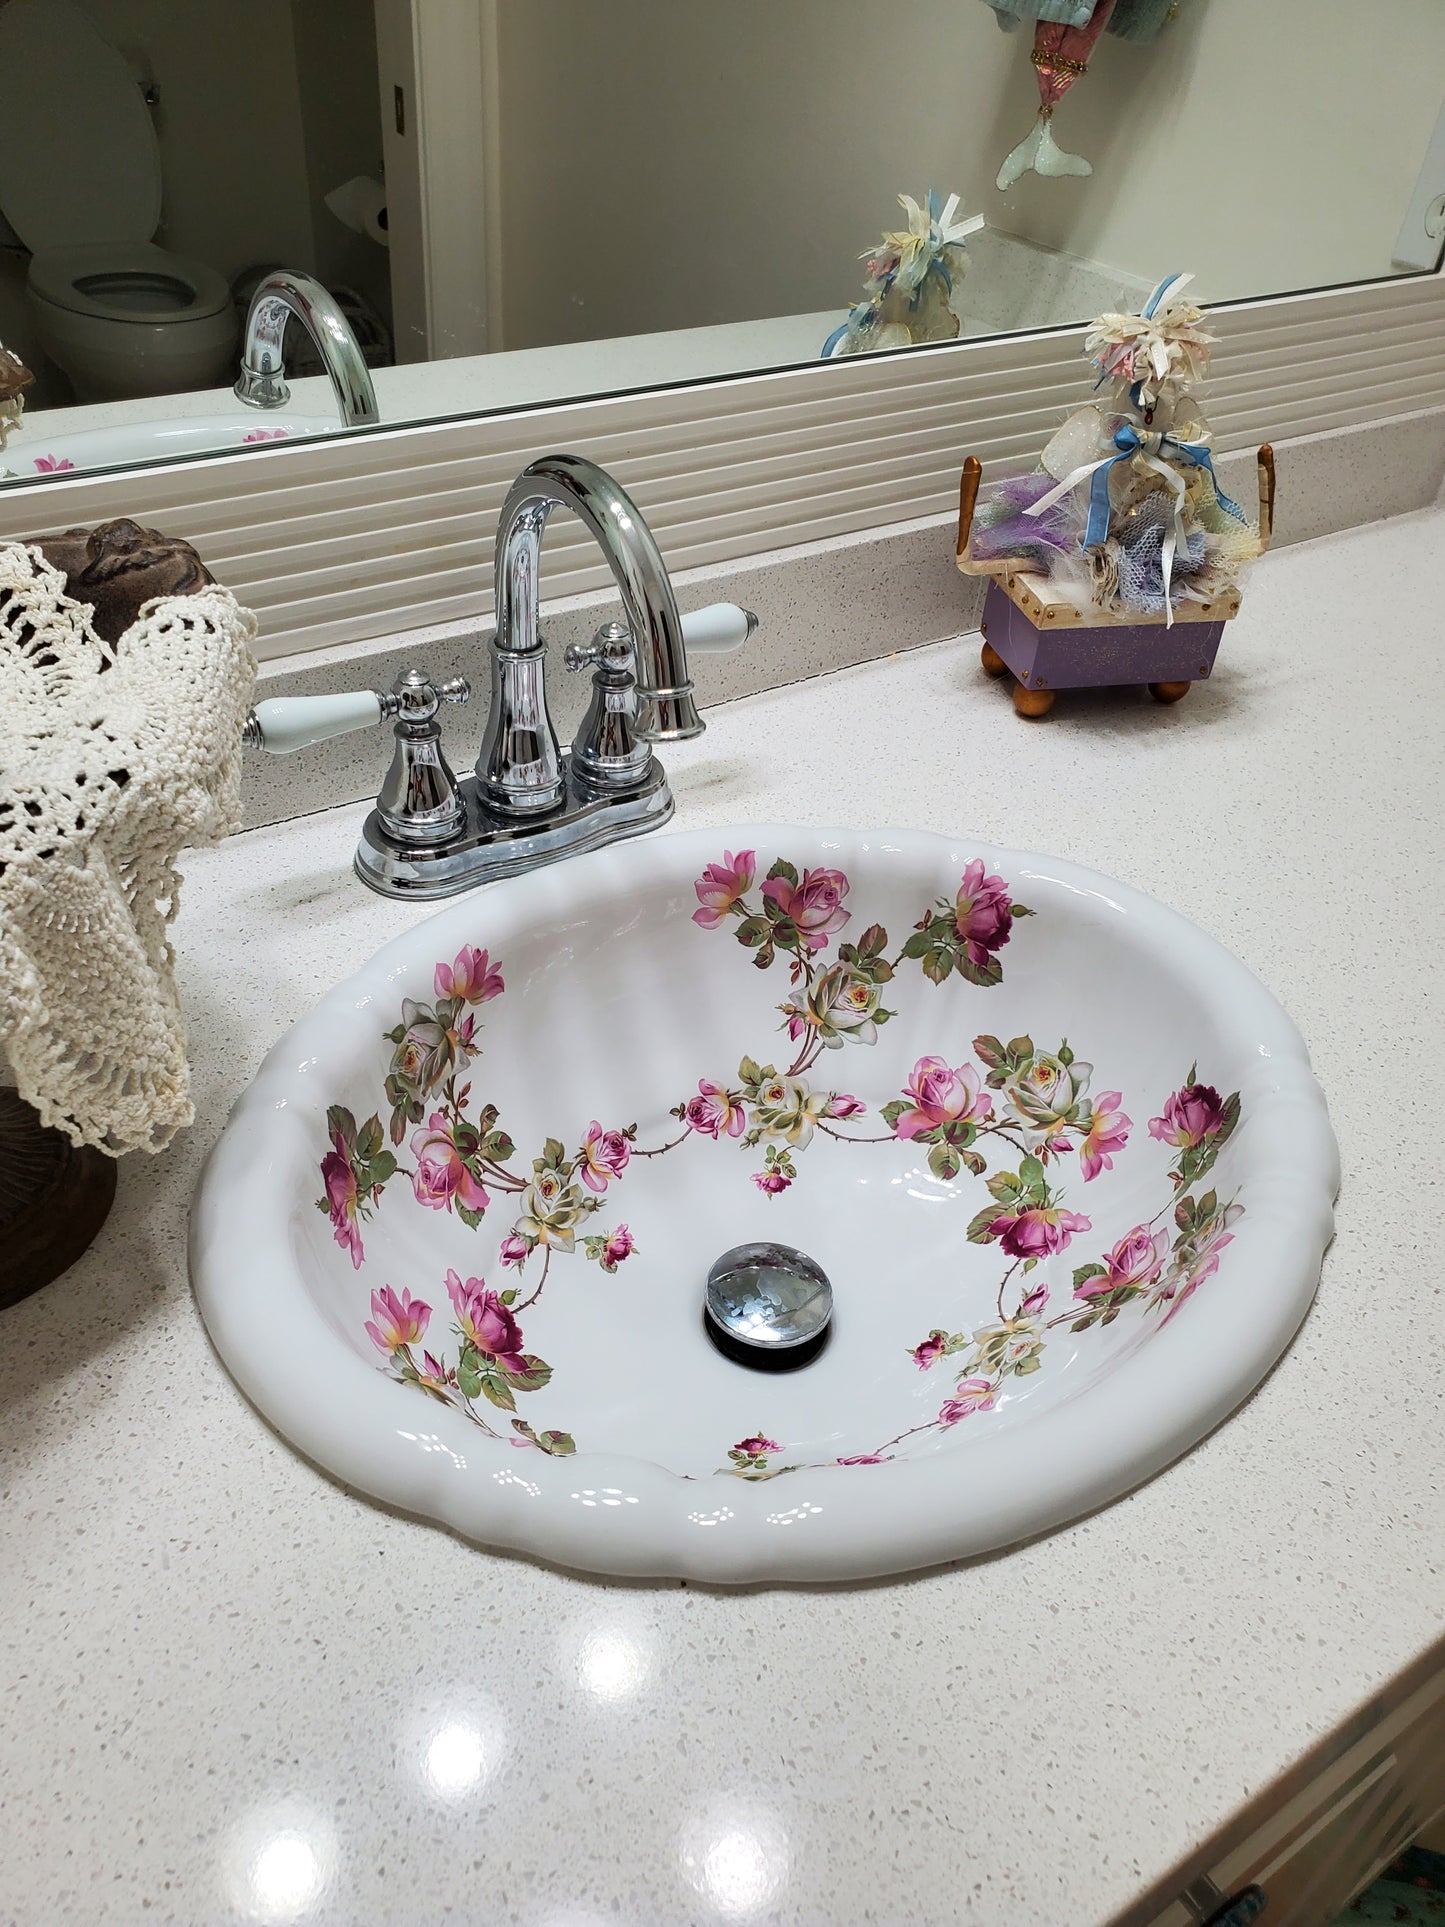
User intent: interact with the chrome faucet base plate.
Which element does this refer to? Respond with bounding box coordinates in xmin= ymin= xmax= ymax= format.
xmin=353 ymin=764 xmax=674 ymax=900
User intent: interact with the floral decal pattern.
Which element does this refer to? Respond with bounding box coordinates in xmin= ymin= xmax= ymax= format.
xmin=315 ymin=856 xmax=1243 ymax=1476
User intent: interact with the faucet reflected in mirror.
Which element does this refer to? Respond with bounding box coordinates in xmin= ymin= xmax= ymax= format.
xmin=243 ymin=454 xmax=756 ymax=899
xmin=234 ymin=270 xmax=379 ymax=429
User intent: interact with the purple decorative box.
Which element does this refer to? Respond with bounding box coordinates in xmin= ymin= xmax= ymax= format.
xmin=981 ymin=578 xmax=1227 ymax=694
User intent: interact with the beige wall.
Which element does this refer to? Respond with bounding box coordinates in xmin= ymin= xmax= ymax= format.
xmin=291 ymin=0 xmax=391 ymax=324
xmin=489 ymin=0 xmax=1445 ymax=351
xmin=1000 ymin=0 xmax=1445 ymax=300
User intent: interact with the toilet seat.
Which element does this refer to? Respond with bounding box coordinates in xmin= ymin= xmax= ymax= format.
xmin=29 ymin=244 xmax=232 ymax=326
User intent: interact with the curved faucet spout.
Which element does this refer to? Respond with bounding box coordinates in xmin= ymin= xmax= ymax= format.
xmin=477 ymin=453 xmax=704 ymax=814
xmin=234 ymin=270 xmax=379 ymax=428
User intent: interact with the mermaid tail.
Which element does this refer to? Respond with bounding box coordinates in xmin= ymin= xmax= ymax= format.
xmin=996 ymin=0 xmax=1117 ymax=188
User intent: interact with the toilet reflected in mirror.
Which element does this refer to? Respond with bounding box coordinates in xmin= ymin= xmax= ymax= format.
xmin=0 ymin=0 xmax=237 ymax=401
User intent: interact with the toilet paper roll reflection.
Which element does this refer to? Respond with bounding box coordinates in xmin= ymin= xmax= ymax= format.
xmin=324 ymin=175 xmax=388 ymax=248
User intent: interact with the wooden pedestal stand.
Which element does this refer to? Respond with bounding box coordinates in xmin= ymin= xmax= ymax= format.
xmin=957 ymin=447 xmax=1275 ymax=718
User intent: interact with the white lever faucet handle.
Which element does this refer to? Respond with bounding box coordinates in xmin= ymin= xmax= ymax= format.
xmin=679 ymin=603 xmax=757 ymax=654
xmin=244 ymin=690 xmax=383 ymax=754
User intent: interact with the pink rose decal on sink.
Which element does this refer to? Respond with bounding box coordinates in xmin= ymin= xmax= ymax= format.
xmin=685 ymin=1079 xmax=746 ymax=1139
xmin=365 ymin=1284 xmax=431 ymax=1355
xmin=1079 ymin=1091 xmax=1131 ymax=1181
xmin=1150 ymin=1083 xmax=1225 ymax=1149
xmin=32 ymin=454 xmax=75 ymax=472
xmin=1072 ymin=1225 xmax=1171 ymax=1308
xmin=988 ymin=1203 xmax=1091 ymax=1261
xmin=760 ymin=864 xmax=850 ymax=952
xmin=893 ymin=1056 xmax=992 ymax=1140
xmin=953 ymin=859 xmax=1017 ymax=968
xmin=411 ymin=1112 xmax=490 ymax=1216
xmin=583 ymin=1223 xmax=636 ymax=1273
xmin=578 ymin=1120 xmax=631 ymax=1192
xmin=324 ymin=868 xmax=1246 ymax=1478
xmin=1148 ymin=1071 xmax=1240 ymax=1189
xmin=939 ymin=1378 xmax=998 ymax=1423
xmin=321 ymin=1131 xmax=365 ymax=1267
xmin=446 ymin=1270 xmax=528 ymax=1374
xmin=434 ymin=944 xmax=504 ymax=1005
xmin=692 ymin=849 xmax=756 ymax=928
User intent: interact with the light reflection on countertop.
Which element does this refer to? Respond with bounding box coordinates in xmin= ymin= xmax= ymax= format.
xmin=224 ymin=1805 xmax=337 ymax=1923
xmin=680 ymin=1806 xmax=793 ymax=1920
xmin=5 ymin=513 xmax=1445 ymax=1922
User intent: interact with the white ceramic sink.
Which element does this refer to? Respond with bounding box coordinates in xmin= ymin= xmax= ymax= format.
xmin=191 ymin=827 xmax=1338 ymax=1581
xmin=4 ymin=413 xmax=338 ymax=478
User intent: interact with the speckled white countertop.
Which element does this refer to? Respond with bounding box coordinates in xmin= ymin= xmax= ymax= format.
xmin=4 ymin=505 xmax=1444 ymax=1927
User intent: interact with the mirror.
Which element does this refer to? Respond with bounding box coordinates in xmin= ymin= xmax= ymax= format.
xmin=2 ymin=0 xmax=1441 ymax=485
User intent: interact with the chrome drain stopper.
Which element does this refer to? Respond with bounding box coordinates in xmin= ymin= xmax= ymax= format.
xmin=704 ymin=1242 xmax=833 ymax=1372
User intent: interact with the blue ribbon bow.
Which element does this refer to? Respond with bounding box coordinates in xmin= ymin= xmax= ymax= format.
xmin=1084 ymin=422 xmax=1247 ymax=551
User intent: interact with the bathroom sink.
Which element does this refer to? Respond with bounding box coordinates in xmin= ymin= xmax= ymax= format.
xmin=6 ymin=412 xmax=338 ymax=478
xmin=191 ymin=827 xmax=1338 ymax=1581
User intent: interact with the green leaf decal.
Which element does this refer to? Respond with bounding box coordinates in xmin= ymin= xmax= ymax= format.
xmin=507 ymin=1354 xmax=553 ymax=1393
xmin=967 ymin=1205 xmax=1001 ymax=1244
xmin=479 ymin=1370 xmax=517 ymax=1413
xmin=927 ymin=1140 xmax=962 ymax=1182
xmin=921 ymin=946 xmax=954 ymax=986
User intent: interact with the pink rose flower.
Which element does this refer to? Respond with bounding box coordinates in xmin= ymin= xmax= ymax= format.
xmin=1149 ymin=1083 xmax=1225 ymax=1150
xmin=939 ymin=1378 xmax=997 ymax=1424
xmin=33 ymin=454 xmax=75 ymax=473
xmin=752 ymin=1168 xmax=791 ymax=1196
xmin=365 ymin=1284 xmax=430 ymax=1354
xmin=953 ymin=858 xmax=1015 ymax=967
xmin=685 ymin=1079 xmax=746 ymax=1139
xmin=760 ymin=865 xmax=850 ymax=952
xmin=321 ymin=1131 xmax=365 ymax=1268
xmin=434 ymin=944 xmax=504 ymax=1005
xmin=410 ymin=1113 xmax=490 ymax=1215
xmin=988 ymin=1204 xmax=1091 ymax=1261
xmin=735 ymin=1434 xmax=780 ymax=1456
xmin=912 ymin=1331 xmax=948 ymax=1370
xmin=602 ymin=1224 xmax=635 ymax=1268
xmin=499 ymin=1234 xmax=529 ymax=1268
xmin=692 ymin=849 xmax=757 ymax=928
xmin=1019 ymin=1281 xmax=1050 ymax=1318
xmin=829 ymin=1093 xmax=866 ymax=1119
xmin=894 ymin=1055 xmax=992 ymax=1140
xmin=445 ymin=1270 xmax=528 ymax=1374
xmin=421 ymin=1351 xmax=449 ymax=1383
xmin=241 ymin=427 xmax=290 ymax=444
xmin=1080 ymin=1091 xmax=1132 ymax=1181
xmin=1075 ymin=1224 xmax=1170 ymax=1300
xmin=1158 ymin=1212 xmax=1240 ymax=1324
xmin=579 ymin=1120 xmax=631 ymax=1192
xmin=837 ymin=1454 xmax=886 ymax=1465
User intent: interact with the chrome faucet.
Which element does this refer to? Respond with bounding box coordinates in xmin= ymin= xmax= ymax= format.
xmin=477 ymin=453 xmax=704 ymax=816
xmin=234 ymin=269 xmax=379 ymax=427
xmin=243 ymin=453 xmax=755 ymax=898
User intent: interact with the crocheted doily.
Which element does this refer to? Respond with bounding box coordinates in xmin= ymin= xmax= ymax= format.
xmin=0 ymin=542 xmax=257 ymax=1154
